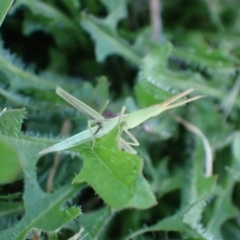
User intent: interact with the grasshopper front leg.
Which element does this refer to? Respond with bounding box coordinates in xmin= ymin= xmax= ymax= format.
xmin=87 ymin=119 xmax=103 ymax=150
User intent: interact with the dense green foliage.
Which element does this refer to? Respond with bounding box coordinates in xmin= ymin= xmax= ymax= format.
xmin=0 ymin=0 xmax=240 ymax=239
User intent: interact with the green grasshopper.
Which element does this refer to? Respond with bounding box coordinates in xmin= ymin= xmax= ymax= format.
xmin=39 ymin=86 xmax=204 ymax=155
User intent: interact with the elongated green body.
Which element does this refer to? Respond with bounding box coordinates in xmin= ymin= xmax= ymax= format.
xmin=39 ymin=120 xmax=117 ymax=154
xmin=39 ymin=87 xmax=204 ymax=154
xmin=122 ymin=88 xmax=201 ymax=129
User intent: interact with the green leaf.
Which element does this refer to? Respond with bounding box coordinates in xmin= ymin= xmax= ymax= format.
xmin=141 ymin=42 xmax=240 ymax=108
xmin=73 ymin=128 xmax=157 ymax=210
xmin=170 ymin=31 xmax=239 ymax=75
xmin=124 ymin=211 xmax=185 ymax=240
xmin=126 ymin=191 xmax=217 ymax=240
xmin=205 ymin=137 xmax=240 ymax=239
xmin=0 ymin=201 xmax=24 ymax=231
xmin=181 ymin=139 xmax=219 ymax=239
xmin=0 ymin=182 xmax=81 ymax=239
xmin=0 ymin=108 xmax=24 ymax=135
xmin=182 ymin=197 xmax=218 ymax=240
xmin=80 ymin=206 xmax=114 ymax=240
xmin=0 ymin=43 xmax=82 ymax=91
xmin=173 ymin=45 xmax=238 ymax=75
xmin=0 ymin=50 xmax=56 ymax=90
xmin=206 ymin=183 xmax=238 ymax=239
xmin=80 ymin=12 xmax=141 ymax=65
xmin=162 ymin=138 xmax=217 ymax=239
xmin=99 ymin=0 xmax=127 ymax=29
xmin=11 ymin=0 xmax=81 ymax=48
xmin=125 ymin=195 xmax=217 ymax=240
xmin=135 ymin=78 xmax=174 ymax=107
xmin=2 ymin=1 xmax=240 ymax=238
xmin=0 ymin=109 xmax=25 ymax=184
xmin=0 ymin=0 xmax=13 ymax=27
xmin=0 ymin=108 xmax=81 ymax=239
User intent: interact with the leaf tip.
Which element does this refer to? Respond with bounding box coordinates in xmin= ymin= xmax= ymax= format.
xmin=39 ymin=147 xmax=51 ymax=155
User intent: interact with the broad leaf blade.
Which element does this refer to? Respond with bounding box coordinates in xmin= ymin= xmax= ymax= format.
xmin=0 ymin=182 xmax=81 ymax=240
xmin=99 ymin=0 xmax=127 ymax=29
xmin=73 ymin=128 xmax=157 ymax=210
xmin=80 ymin=12 xmax=141 ymax=65
xmin=0 ymin=108 xmax=81 ymax=239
